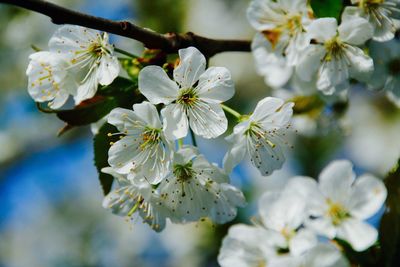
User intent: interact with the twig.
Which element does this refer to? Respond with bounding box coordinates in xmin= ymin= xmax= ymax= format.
xmin=0 ymin=0 xmax=251 ymax=57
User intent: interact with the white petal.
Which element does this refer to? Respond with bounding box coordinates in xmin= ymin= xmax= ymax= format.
xmin=337 ymin=219 xmax=378 ymax=251
xmin=306 ymin=217 xmax=337 ymax=239
xmin=348 ymin=174 xmax=387 ymax=220
xmin=303 ymin=244 xmax=350 ymax=267
xmin=251 ymin=97 xmax=284 ymax=122
xmin=318 ymin=160 xmax=355 ymax=203
xmin=346 ymin=45 xmax=374 ymax=82
xmin=316 ymin=58 xmax=349 ymax=93
xmin=339 ymin=17 xmax=373 ymax=45
xmin=132 ymin=101 xmax=162 ymax=129
xmin=187 ymin=101 xmax=228 ymax=139
xmin=173 ymin=47 xmax=206 ymax=89
xmin=258 ymin=102 xmax=294 ymax=129
xmin=138 ymin=66 xmax=179 ymax=104
xmin=296 ymin=45 xmax=326 ymax=82
xmin=97 ymin=54 xmax=120 ymax=85
xmin=196 ymin=67 xmax=235 ymax=103
xmin=161 ymin=104 xmax=188 ymax=140
xmin=306 ymin=18 xmax=338 ymax=42
xmin=107 ymin=107 xmax=141 ymax=132
xmin=74 ymin=71 xmax=98 ymax=104
xmin=246 ymin=0 xmax=284 ymax=31
xmin=223 ymin=133 xmax=247 ymax=174
xmin=289 ymin=229 xmax=318 ymax=256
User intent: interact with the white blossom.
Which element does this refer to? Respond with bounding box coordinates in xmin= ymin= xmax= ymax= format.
xmin=290 ymin=160 xmax=387 ymax=251
xmin=247 ymin=0 xmax=312 ymax=87
xmin=296 ymin=17 xmax=374 ymax=95
xmin=223 ymin=97 xmax=294 ymax=176
xmin=26 ymin=51 xmax=76 ymax=109
xmin=49 ymin=25 xmax=119 ymax=104
xmin=107 ymin=102 xmax=173 ymax=184
xmin=344 ymin=0 xmax=400 ymax=42
xmin=138 ymin=46 xmax=235 ymax=140
xmin=102 ymin=167 xmax=173 ymax=232
xmin=158 ymin=146 xmax=245 ymax=224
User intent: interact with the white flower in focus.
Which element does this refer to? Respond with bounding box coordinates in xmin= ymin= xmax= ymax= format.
xmin=26 ymin=51 xmax=76 ymax=109
xmin=247 ymin=0 xmax=312 ymax=87
xmin=368 ymin=39 xmax=400 ymax=107
xmin=296 ymin=17 xmax=374 ymax=95
xmin=107 ymin=102 xmax=172 ymax=184
xmin=102 ymin=167 xmax=173 ymax=232
xmin=344 ymin=0 xmax=400 ymax=42
xmin=158 ymin=146 xmax=245 ymax=224
xmin=138 ymin=46 xmax=235 ymax=140
xmin=49 ymin=25 xmax=119 ymax=104
xmin=223 ymin=97 xmax=294 ymax=176
xmin=291 ymin=160 xmax=387 ymax=251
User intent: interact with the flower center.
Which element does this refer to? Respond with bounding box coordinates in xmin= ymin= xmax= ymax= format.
xmin=324 ymin=37 xmax=344 ymax=62
xmin=173 ymin=161 xmax=195 ymax=182
xmin=326 ymin=199 xmax=350 ymax=226
xmin=245 ymin=122 xmax=276 ymax=148
xmin=262 ymin=14 xmax=303 ymax=49
xmin=177 ymin=88 xmax=198 ymax=106
xmin=360 ymin=0 xmax=385 ymax=9
xmin=140 ymin=127 xmax=161 ymax=150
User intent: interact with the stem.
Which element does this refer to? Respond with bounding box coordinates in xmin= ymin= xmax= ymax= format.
xmin=221 ymin=104 xmax=241 ymax=119
xmin=178 ymin=138 xmax=184 ymax=148
xmin=190 ymin=129 xmax=197 ymax=147
xmin=114 ymin=47 xmax=137 ymax=58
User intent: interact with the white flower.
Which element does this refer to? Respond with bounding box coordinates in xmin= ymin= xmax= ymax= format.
xmin=223 ymin=97 xmax=294 ymax=176
xmin=158 ymin=146 xmax=245 ymax=224
xmin=102 ymin=167 xmax=173 ymax=232
xmin=291 ymin=160 xmax=387 ymax=251
xmin=368 ymin=39 xmax=400 ymax=107
xmin=344 ymin=1 xmax=400 ymax=42
xmin=107 ymin=102 xmax=172 ymax=184
xmin=49 ymin=25 xmax=119 ymax=104
xmin=26 ymin=51 xmax=76 ymax=109
xmin=247 ymin=0 xmax=312 ymax=87
xmin=218 ymin=189 xmax=318 ymax=267
xmin=138 ymin=46 xmax=235 ymax=140
xmin=296 ymin=17 xmax=374 ymax=95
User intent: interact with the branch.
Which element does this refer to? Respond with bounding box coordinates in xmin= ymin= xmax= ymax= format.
xmin=1 ymin=0 xmax=251 ymax=57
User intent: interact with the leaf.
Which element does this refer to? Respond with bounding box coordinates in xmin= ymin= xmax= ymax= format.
xmin=55 ymin=77 xmax=143 ymax=126
xmin=310 ymin=0 xmax=343 ymax=19
xmin=291 ymin=94 xmax=325 ymax=117
xmin=378 ymin=160 xmax=400 ymax=267
xmin=93 ymin=123 xmax=119 ymax=195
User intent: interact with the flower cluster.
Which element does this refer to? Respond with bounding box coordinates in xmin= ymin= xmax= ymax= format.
xmin=218 ymin=160 xmax=387 ymax=266
xmin=27 ymin=25 xmax=119 ymax=108
xmin=248 ymin=0 xmax=400 ymax=102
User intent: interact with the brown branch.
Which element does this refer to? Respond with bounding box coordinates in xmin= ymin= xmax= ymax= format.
xmin=0 ymin=0 xmax=251 ymax=57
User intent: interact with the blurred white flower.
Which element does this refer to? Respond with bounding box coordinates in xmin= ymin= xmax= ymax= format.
xmin=138 ymin=46 xmax=235 ymax=140
xmin=247 ymin=0 xmax=312 ymax=88
xmin=344 ymin=0 xmax=400 ymax=42
xmin=158 ymin=146 xmax=245 ymax=224
xmin=49 ymin=25 xmax=119 ymax=104
xmin=107 ymin=102 xmax=172 ymax=184
xmin=296 ymin=17 xmax=373 ymax=95
xmin=223 ymin=97 xmax=294 ymax=176
xmin=368 ymin=39 xmax=400 ymax=107
xmin=26 ymin=51 xmax=76 ymax=108
xmin=291 ymin=160 xmax=387 ymax=251
xmin=102 ymin=167 xmax=173 ymax=232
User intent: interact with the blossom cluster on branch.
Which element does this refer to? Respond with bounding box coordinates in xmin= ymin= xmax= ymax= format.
xmin=7 ymin=0 xmax=400 ymax=265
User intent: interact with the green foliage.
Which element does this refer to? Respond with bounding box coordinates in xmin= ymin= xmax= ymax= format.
xmin=310 ymin=0 xmax=343 ymax=19
xmin=55 ymin=77 xmax=142 ymax=126
xmin=292 ymin=95 xmax=325 ymax=117
xmin=379 ymin=160 xmax=400 ymax=267
xmin=93 ymin=123 xmax=119 ymax=195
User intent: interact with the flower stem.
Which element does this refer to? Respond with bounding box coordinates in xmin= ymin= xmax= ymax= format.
xmin=190 ymin=129 xmax=197 ymax=147
xmin=114 ymin=47 xmax=137 ymax=58
xmin=221 ymin=104 xmax=241 ymax=119
xmin=178 ymin=138 xmax=184 ymax=148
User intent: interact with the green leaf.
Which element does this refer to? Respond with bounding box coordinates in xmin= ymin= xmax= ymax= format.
xmin=93 ymin=123 xmax=119 ymax=195
xmin=378 ymin=160 xmax=400 ymax=267
xmin=310 ymin=0 xmax=343 ymax=19
xmin=55 ymin=77 xmax=142 ymax=126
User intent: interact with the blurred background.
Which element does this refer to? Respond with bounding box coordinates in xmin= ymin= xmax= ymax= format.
xmin=0 ymin=0 xmax=399 ymax=266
